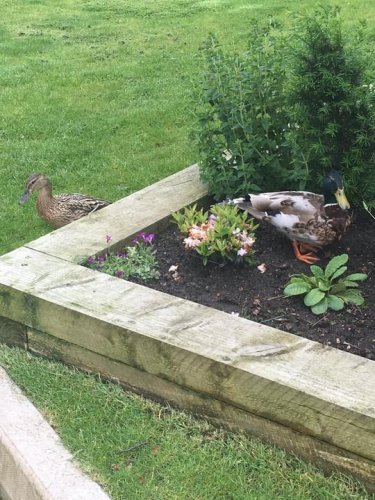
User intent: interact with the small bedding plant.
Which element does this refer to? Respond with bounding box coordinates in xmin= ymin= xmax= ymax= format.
xmin=85 ymin=232 xmax=160 ymax=281
xmin=283 ymin=254 xmax=367 ymax=315
xmin=172 ymin=203 xmax=258 ymax=266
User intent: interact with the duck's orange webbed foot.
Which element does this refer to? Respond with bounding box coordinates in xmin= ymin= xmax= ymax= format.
xmin=299 ymin=242 xmax=321 ymax=253
xmin=292 ymin=241 xmax=320 ymax=264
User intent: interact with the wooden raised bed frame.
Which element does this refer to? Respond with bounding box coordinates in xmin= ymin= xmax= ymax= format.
xmin=0 ymin=165 xmax=374 ymax=491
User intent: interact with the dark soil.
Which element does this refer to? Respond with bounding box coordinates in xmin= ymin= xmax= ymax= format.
xmin=131 ymin=210 xmax=375 ymax=360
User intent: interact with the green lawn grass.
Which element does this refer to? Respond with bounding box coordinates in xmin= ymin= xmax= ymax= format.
xmin=1 ymin=0 xmax=374 ymax=254
xmin=1 ymin=1 xmax=375 ymax=498
xmin=0 ymin=344 xmax=371 ymax=500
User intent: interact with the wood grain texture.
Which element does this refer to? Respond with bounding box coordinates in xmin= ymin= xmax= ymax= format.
xmin=0 ymin=246 xmax=374 ymax=464
xmin=1 ymin=165 xmax=374 ymax=489
xmin=27 ymin=327 xmax=375 ymax=492
xmin=26 ymin=164 xmax=207 ymax=263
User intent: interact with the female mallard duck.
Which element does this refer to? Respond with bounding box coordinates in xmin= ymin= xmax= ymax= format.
xmin=19 ymin=173 xmax=111 ymax=228
xmin=232 ymin=170 xmax=352 ymax=264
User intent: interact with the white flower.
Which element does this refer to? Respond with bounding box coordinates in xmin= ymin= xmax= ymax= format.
xmin=222 ymin=149 xmax=233 ymax=161
xmin=244 ymin=237 xmax=255 ymax=247
xmin=237 ymin=248 xmax=248 ymax=257
xmin=168 ymin=265 xmax=178 ymax=273
xmin=239 ymin=232 xmax=255 ymax=246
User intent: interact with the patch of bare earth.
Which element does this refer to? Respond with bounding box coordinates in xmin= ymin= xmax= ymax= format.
xmin=131 ymin=210 xmax=374 ymax=360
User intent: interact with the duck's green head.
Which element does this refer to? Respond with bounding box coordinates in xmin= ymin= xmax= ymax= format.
xmin=322 ymin=170 xmax=350 ymax=210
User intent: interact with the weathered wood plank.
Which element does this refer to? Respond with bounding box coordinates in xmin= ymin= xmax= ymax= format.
xmin=0 ymin=366 xmax=110 ymax=500
xmin=0 ymin=316 xmax=27 ymax=348
xmin=0 ymin=246 xmax=374 ymax=464
xmin=26 ymin=164 xmax=207 ymax=263
xmin=27 ymin=327 xmax=375 ymax=492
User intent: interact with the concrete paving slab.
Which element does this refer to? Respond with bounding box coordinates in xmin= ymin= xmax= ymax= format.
xmin=0 ymin=366 xmax=110 ymax=500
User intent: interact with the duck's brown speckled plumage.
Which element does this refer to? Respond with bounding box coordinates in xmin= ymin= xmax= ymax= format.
xmin=232 ymin=172 xmax=352 ymax=262
xmin=20 ymin=173 xmax=111 ymax=228
xmin=235 ymin=191 xmax=351 ymax=247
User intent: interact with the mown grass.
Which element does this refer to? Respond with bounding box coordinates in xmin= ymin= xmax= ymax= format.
xmin=1 ymin=0 xmax=375 ymax=254
xmin=0 ymin=344 xmax=372 ymax=500
xmin=1 ymin=1 xmax=375 ymax=498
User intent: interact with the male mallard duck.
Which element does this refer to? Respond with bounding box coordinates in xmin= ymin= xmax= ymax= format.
xmin=19 ymin=173 xmax=111 ymax=228
xmin=231 ymin=170 xmax=352 ymax=264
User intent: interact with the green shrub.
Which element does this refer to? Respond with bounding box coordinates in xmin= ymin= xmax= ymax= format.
xmin=283 ymin=254 xmax=367 ymax=315
xmin=195 ymin=23 xmax=293 ymax=200
xmin=194 ymin=8 xmax=375 ymax=207
xmin=172 ymin=204 xmax=258 ymax=266
xmin=287 ymin=6 xmax=375 ymax=205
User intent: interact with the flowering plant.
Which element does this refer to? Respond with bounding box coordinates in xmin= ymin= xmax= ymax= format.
xmin=172 ymin=204 xmax=257 ymax=265
xmin=85 ymin=232 xmax=160 ymax=281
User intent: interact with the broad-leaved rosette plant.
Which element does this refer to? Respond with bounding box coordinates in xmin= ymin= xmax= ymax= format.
xmin=284 ymin=254 xmax=367 ymax=315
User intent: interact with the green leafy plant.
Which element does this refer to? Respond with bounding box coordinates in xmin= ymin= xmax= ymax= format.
xmin=284 ymin=254 xmax=367 ymax=315
xmin=172 ymin=204 xmax=258 ymax=265
xmin=194 ymin=9 xmax=375 ymax=207
xmin=194 ymin=23 xmax=293 ymax=200
xmin=171 ymin=204 xmax=209 ymax=234
xmin=287 ymin=6 xmax=375 ymax=204
xmin=85 ymin=232 xmax=160 ymax=281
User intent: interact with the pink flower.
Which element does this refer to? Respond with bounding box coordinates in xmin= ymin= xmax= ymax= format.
xmin=189 ymin=227 xmax=201 ymax=237
xmin=184 ymin=237 xmax=201 ymax=249
xmin=106 ymin=234 xmax=112 ymax=243
xmin=237 ymin=248 xmax=248 ymax=257
xmin=239 ymin=233 xmax=255 ymax=247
